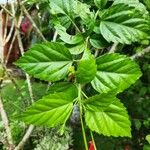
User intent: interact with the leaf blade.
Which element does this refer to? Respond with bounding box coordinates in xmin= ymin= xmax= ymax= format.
xmin=91 ymin=53 xmax=142 ymax=93
xmin=20 ymin=92 xmax=75 ymax=127
xmin=15 ymin=42 xmax=73 ymax=82
xmin=85 ymin=98 xmax=131 ymax=137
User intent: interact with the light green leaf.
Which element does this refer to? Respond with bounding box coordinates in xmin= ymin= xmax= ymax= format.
xmin=100 ymin=4 xmax=149 ymax=44
xmin=69 ymin=43 xmax=85 ymax=55
xmin=146 ymin=135 xmax=150 ymax=144
xmin=76 ymin=50 xmax=97 ymax=84
xmin=91 ymin=53 xmax=142 ymax=93
xmin=15 ymin=42 xmax=73 ymax=82
xmin=85 ymin=98 xmax=131 ymax=137
xmin=84 ymin=91 xmax=117 ymax=111
xmin=74 ymin=1 xmax=95 ymax=29
xmin=50 ymin=0 xmax=77 ymax=18
xmin=55 ymin=24 xmax=83 ymax=44
xmin=94 ymin=0 xmax=107 ymax=9
xmin=20 ymin=92 xmax=76 ymax=127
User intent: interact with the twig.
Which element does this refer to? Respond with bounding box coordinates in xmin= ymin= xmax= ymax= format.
xmin=109 ymin=43 xmax=118 ymax=53
xmin=5 ymin=21 xmax=15 ymax=43
xmin=21 ymin=5 xmax=47 ymax=42
xmin=131 ymin=46 xmax=150 ymax=59
xmin=14 ymin=125 xmax=34 ymax=150
xmin=3 ymin=13 xmax=9 ymax=40
xmin=0 ymin=11 xmax=14 ymax=148
xmin=0 ymin=5 xmax=13 ymax=17
xmin=0 ymin=96 xmax=14 ymax=150
xmin=13 ymin=6 xmax=35 ymax=149
xmin=94 ymin=49 xmax=99 ymax=57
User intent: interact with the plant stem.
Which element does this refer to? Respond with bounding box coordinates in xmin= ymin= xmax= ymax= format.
xmin=131 ymin=46 xmax=150 ymax=59
xmin=90 ymin=130 xmax=97 ymax=150
xmin=109 ymin=43 xmax=118 ymax=53
xmin=78 ymin=84 xmax=88 ymax=150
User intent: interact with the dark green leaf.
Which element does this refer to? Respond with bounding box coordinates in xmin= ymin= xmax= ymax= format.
xmin=94 ymin=0 xmax=107 ymax=9
xmin=90 ymin=34 xmax=110 ymax=49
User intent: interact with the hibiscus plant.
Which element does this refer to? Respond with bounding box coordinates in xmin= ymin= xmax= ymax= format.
xmin=15 ymin=0 xmax=150 ymax=149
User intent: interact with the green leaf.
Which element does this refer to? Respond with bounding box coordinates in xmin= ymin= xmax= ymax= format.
xmin=90 ymin=34 xmax=110 ymax=49
xmin=91 ymin=53 xmax=142 ymax=93
xmin=146 ymin=135 xmax=150 ymax=144
xmin=15 ymin=42 xmax=73 ymax=82
xmin=85 ymin=98 xmax=131 ymax=137
xmin=55 ymin=25 xmax=83 ymax=44
xmin=76 ymin=50 xmax=97 ymax=84
xmin=48 ymin=82 xmax=78 ymax=96
xmin=143 ymin=144 xmax=150 ymax=150
xmin=100 ymin=4 xmax=149 ymax=44
xmin=74 ymin=1 xmax=95 ymax=29
xmin=50 ymin=0 xmax=76 ymax=18
xmin=113 ymin=0 xmax=148 ymax=14
xmin=144 ymin=0 xmax=150 ymax=10
xmin=84 ymin=91 xmax=117 ymax=111
xmin=20 ymin=92 xmax=76 ymax=127
xmin=94 ymin=0 xmax=107 ymax=9
xmin=69 ymin=43 xmax=85 ymax=55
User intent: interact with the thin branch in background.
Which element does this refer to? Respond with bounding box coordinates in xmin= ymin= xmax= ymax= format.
xmin=94 ymin=49 xmax=99 ymax=57
xmin=0 ymin=10 xmax=14 ymax=149
xmin=5 ymin=20 xmax=15 ymax=43
xmin=109 ymin=43 xmax=118 ymax=53
xmin=5 ymin=31 xmax=16 ymax=64
xmin=21 ymin=5 xmax=47 ymax=42
xmin=0 ymin=96 xmax=14 ymax=150
xmin=14 ymin=125 xmax=34 ymax=150
xmin=0 ymin=5 xmax=13 ymax=17
xmin=131 ymin=46 xmax=150 ymax=59
xmin=13 ymin=5 xmax=35 ymax=148
xmin=3 ymin=13 xmax=9 ymax=40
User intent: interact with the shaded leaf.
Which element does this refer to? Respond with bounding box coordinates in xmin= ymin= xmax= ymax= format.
xmin=94 ymin=0 xmax=107 ymax=9
xmin=90 ymin=34 xmax=110 ymax=49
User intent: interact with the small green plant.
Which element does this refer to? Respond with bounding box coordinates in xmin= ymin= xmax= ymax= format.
xmin=15 ymin=0 xmax=150 ymax=149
